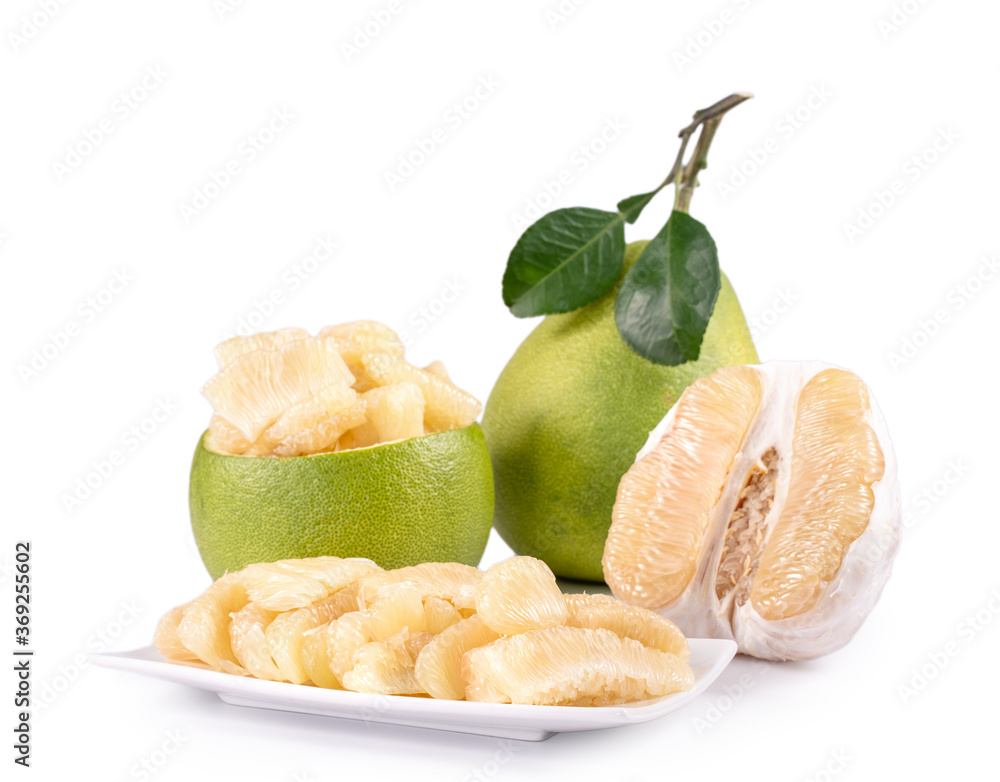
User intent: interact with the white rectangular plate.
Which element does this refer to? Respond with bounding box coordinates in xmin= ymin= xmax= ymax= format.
xmin=91 ymin=638 xmax=737 ymax=741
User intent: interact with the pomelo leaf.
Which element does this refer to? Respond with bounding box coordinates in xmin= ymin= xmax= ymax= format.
xmin=502 ymin=207 xmax=625 ymax=317
xmin=614 ymin=211 xmax=720 ymax=366
xmin=616 ymin=190 xmax=659 ymax=225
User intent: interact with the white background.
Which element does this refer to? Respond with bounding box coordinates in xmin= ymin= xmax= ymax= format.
xmin=3 ymin=0 xmax=999 ymax=779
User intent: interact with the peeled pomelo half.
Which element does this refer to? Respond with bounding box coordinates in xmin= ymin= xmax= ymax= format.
xmin=603 ymin=362 xmax=901 ymax=661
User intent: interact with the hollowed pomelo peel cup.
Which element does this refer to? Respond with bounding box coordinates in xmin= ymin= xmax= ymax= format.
xmin=190 ymin=424 xmax=494 ymax=580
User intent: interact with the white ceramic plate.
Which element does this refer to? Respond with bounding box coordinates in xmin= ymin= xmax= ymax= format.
xmin=91 ymin=638 xmax=737 ymax=741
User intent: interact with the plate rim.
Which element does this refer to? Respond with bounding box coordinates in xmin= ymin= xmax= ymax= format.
xmin=90 ymin=637 xmax=737 ymax=732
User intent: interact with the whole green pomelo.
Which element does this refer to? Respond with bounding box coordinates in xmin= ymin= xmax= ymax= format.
xmin=482 ymin=240 xmax=758 ymax=582
xmin=190 ymin=424 xmax=494 ymax=579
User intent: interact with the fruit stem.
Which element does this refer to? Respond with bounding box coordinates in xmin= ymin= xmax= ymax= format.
xmin=671 ymin=93 xmax=753 ymax=214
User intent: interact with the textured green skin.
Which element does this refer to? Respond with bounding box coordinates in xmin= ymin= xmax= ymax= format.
xmin=482 ymin=241 xmax=759 ymax=582
xmin=190 ymin=424 xmax=494 ymax=579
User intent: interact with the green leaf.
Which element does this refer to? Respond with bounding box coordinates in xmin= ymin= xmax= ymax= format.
xmin=617 ymin=190 xmax=659 ymax=224
xmin=502 ymin=207 xmax=625 ymax=317
xmin=614 ymin=210 xmax=721 ymax=365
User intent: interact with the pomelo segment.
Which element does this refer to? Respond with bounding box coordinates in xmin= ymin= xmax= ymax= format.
xmin=462 ymin=626 xmax=693 ymax=706
xmin=153 ymin=604 xmax=199 ymax=663
xmin=304 ymin=611 xmax=371 ymax=688
xmin=422 ymin=361 xmax=452 ymax=384
xmin=156 ymin=556 xmax=695 ymax=703
xmin=362 ymin=352 xmax=481 ymax=432
xmin=339 ymin=382 xmax=424 ymax=450
xmin=423 ymin=597 xmax=462 ymax=634
xmin=604 ymin=362 xmax=901 ymax=661
xmin=750 ymin=369 xmax=885 ymax=621
xmin=414 ymin=615 xmax=500 ymax=700
xmin=239 ymin=557 xmax=380 ymax=612
xmin=206 ymin=414 xmax=252 ymax=456
xmin=604 ymin=366 xmax=763 ymax=610
xmin=342 ymin=630 xmax=426 ymax=695
xmin=200 ymin=321 xmax=482 ymax=457
xmin=214 ymin=328 xmax=310 ymax=368
xmin=356 ymin=562 xmax=483 ymax=605
xmin=364 ymin=583 xmax=427 ymax=639
xmin=246 ymin=383 xmax=359 ymax=457
xmin=175 ymin=573 xmax=249 ymax=675
xmin=565 ymin=593 xmax=690 ymax=661
xmin=229 ymin=603 xmax=282 ymax=680
xmin=475 ymin=556 xmax=567 ymax=635
xmin=202 ymin=338 xmax=352 ymax=443
xmin=268 ymin=588 xmax=361 ymax=684
xmin=319 ymin=321 xmax=405 ymax=364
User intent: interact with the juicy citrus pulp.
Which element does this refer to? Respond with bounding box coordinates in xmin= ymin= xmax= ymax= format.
xmin=462 ymin=626 xmax=693 ymax=706
xmin=156 ymin=556 xmax=693 ymax=705
xmin=603 ymin=362 xmax=900 ymax=661
xmin=202 ymin=321 xmax=482 ymax=457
